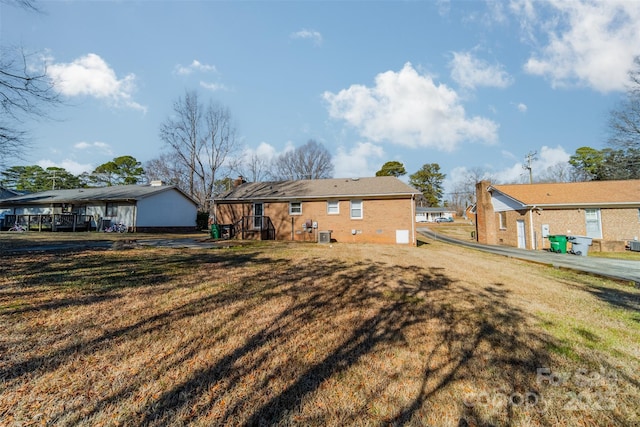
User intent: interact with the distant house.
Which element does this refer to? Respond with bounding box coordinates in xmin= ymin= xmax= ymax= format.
xmin=0 ymin=186 xmax=23 ymax=228
xmin=214 ymin=176 xmax=422 ymax=245
xmin=0 ymin=186 xmax=22 ymax=200
xmin=474 ymin=180 xmax=640 ymax=251
xmin=415 ymin=206 xmax=456 ymax=223
xmin=0 ymin=182 xmax=198 ymax=232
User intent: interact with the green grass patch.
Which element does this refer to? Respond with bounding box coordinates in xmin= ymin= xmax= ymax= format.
xmin=589 ymin=250 xmax=640 ymax=261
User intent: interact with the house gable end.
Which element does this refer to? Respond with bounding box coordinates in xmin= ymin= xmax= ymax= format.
xmin=490 ymin=190 xmax=527 ymax=212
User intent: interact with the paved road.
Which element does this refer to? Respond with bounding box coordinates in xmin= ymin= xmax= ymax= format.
xmin=417 ymin=227 xmax=640 ymax=285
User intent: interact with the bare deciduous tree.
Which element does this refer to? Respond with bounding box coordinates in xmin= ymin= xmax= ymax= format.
xmin=159 ymin=90 xmax=201 ymax=197
xmin=158 ymin=89 xmax=240 ymax=210
xmin=446 ymin=167 xmax=494 ymax=214
xmin=145 ymin=153 xmax=190 ymax=189
xmin=196 ymin=103 xmax=240 ymax=210
xmin=1 ymin=0 xmax=59 ymax=167
xmin=240 ymin=151 xmax=272 ymax=182
xmin=271 ymin=139 xmax=334 ymax=180
xmin=4 ymin=0 xmax=40 ymax=11
xmin=608 ymin=57 xmax=640 ymax=153
xmin=537 ymin=162 xmax=575 ymax=183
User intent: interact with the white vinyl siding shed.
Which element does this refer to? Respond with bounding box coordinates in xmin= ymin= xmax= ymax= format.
xmin=136 ymin=190 xmax=198 ymax=227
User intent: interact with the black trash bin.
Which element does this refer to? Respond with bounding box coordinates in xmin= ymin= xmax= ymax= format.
xmin=221 ymin=224 xmax=233 ymax=239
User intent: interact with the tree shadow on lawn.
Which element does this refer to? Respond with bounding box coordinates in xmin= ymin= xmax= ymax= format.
xmin=560 ymin=275 xmax=640 ymax=319
xmin=582 ymin=284 xmax=640 ymax=316
xmin=125 ymin=262 xmax=556 ymax=425
xmin=3 ymin=245 xmax=607 ymax=425
xmin=0 ymin=248 xmax=270 ymax=381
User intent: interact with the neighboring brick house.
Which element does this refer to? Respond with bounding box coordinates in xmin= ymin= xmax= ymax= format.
xmin=214 ymin=176 xmax=422 ymax=245
xmin=475 ymin=180 xmax=640 ymax=251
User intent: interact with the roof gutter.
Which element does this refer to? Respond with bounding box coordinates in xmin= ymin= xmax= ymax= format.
xmin=218 ymin=192 xmax=421 ymax=203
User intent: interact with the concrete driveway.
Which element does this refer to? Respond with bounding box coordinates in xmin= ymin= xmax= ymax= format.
xmin=418 ymin=227 xmax=640 ymax=285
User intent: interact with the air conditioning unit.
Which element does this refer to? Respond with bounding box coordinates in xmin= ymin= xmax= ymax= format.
xmin=629 ymin=241 xmax=640 ymax=252
xmin=318 ymin=231 xmax=331 ymax=244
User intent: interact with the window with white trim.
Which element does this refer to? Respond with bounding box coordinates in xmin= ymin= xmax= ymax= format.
xmin=499 ymin=211 xmax=507 ymax=230
xmin=350 ymin=200 xmax=363 ymax=219
xmin=327 ymin=200 xmax=339 ymax=215
xmin=585 ymin=208 xmax=602 ymax=239
xmin=289 ymin=201 xmax=302 ymax=215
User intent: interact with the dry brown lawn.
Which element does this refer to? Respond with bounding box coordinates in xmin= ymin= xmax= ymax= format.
xmin=0 ymin=233 xmax=638 ymax=426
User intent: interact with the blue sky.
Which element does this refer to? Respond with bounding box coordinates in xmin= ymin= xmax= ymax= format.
xmin=3 ymin=0 xmax=640 ymax=193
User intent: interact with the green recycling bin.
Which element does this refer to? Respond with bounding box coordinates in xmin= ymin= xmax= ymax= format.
xmin=548 ymin=235 xmax=568 ymax=253
xmin=211 ymin=224 xmax=220 ymax=239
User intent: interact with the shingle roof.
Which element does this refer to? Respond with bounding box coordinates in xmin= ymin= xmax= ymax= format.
xmin=491 ymin=180 xmax=640 ymax=206
xmin=0 ymin=184 xmax=196 ymax=206
xmin=0 ymin=186 xmax=22 ymax=199
xmin=416 ymin=207 xmax=455 ymax=213
xmin=218 ymin=177 xmax=421 ymax=201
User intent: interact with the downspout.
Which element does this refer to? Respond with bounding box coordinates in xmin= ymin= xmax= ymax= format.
xmin=133 ymin=204 xmax=137 ymax=232
xmin=529 ymin=207 xmax=535 ymax=250
xmin=411 ymin=194 xmax=416 ymax=245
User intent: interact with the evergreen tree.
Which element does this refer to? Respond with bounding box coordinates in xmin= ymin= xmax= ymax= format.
xmin=409 ymin=163 xmax=445 ymax=206
xmin=375 ymin=161 xmax=407 ymax=178
xmin=90 ymin=155 xmax=144 ymax=186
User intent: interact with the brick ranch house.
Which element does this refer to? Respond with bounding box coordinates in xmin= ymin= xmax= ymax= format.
xmin=214 ymin=176 xmax=422 ymax=245
xmin=474 ymin=179 xmax=640 ymax=252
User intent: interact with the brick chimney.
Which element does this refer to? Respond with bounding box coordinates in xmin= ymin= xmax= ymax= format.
xmin=475 ymin=180 xmax=497 ymax=245
xmin=233 ymin=175 xmax=246 ymax=188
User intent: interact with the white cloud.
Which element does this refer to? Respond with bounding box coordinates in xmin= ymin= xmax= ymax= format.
xmin=200 ymin=81 xmax=229 ymax=92
xmin=494 ymin=162 xmax=530 ymax=184
xmin=501 ymin=150 xmax=518 ymax=161
xmin=73 ymin=141 xmax=113 ymax=155
xmin=242 ymin=142 xmax=277 ymax=162
xmin=255 ymin=142 xmax=277 ymax=160
xmin=37 ymin=159 xmax=94 ymax=176
xmin=333 ymin=142 xmax=385 ymax=178
xmin=436 ymin=0 xmax=451 ymax=17
xmin=494 ymin=145 xmax=571 ymax=183
xmin=323 ymin=62 xmax=499 ymax=150
xmin=449 ymin=51 xmax=514 ymax=89
xmin=516 ymin=102 xmax=527 ymax=112
xmin=290 ymin=29 xmax=323 ymax=46
xmin=538 ymin=145 xmax=570 ymax=165
xmin=519 ymin=0 xmax=640 ymax=92
xmin=174 ymin=59 xmax=217 ymax=75
xmin=49 ymin=53 xmax=146 ymax=112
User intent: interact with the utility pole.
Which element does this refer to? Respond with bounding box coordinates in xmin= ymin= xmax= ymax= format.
xmin=523 ymin=151 xmax=537 ymax=184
